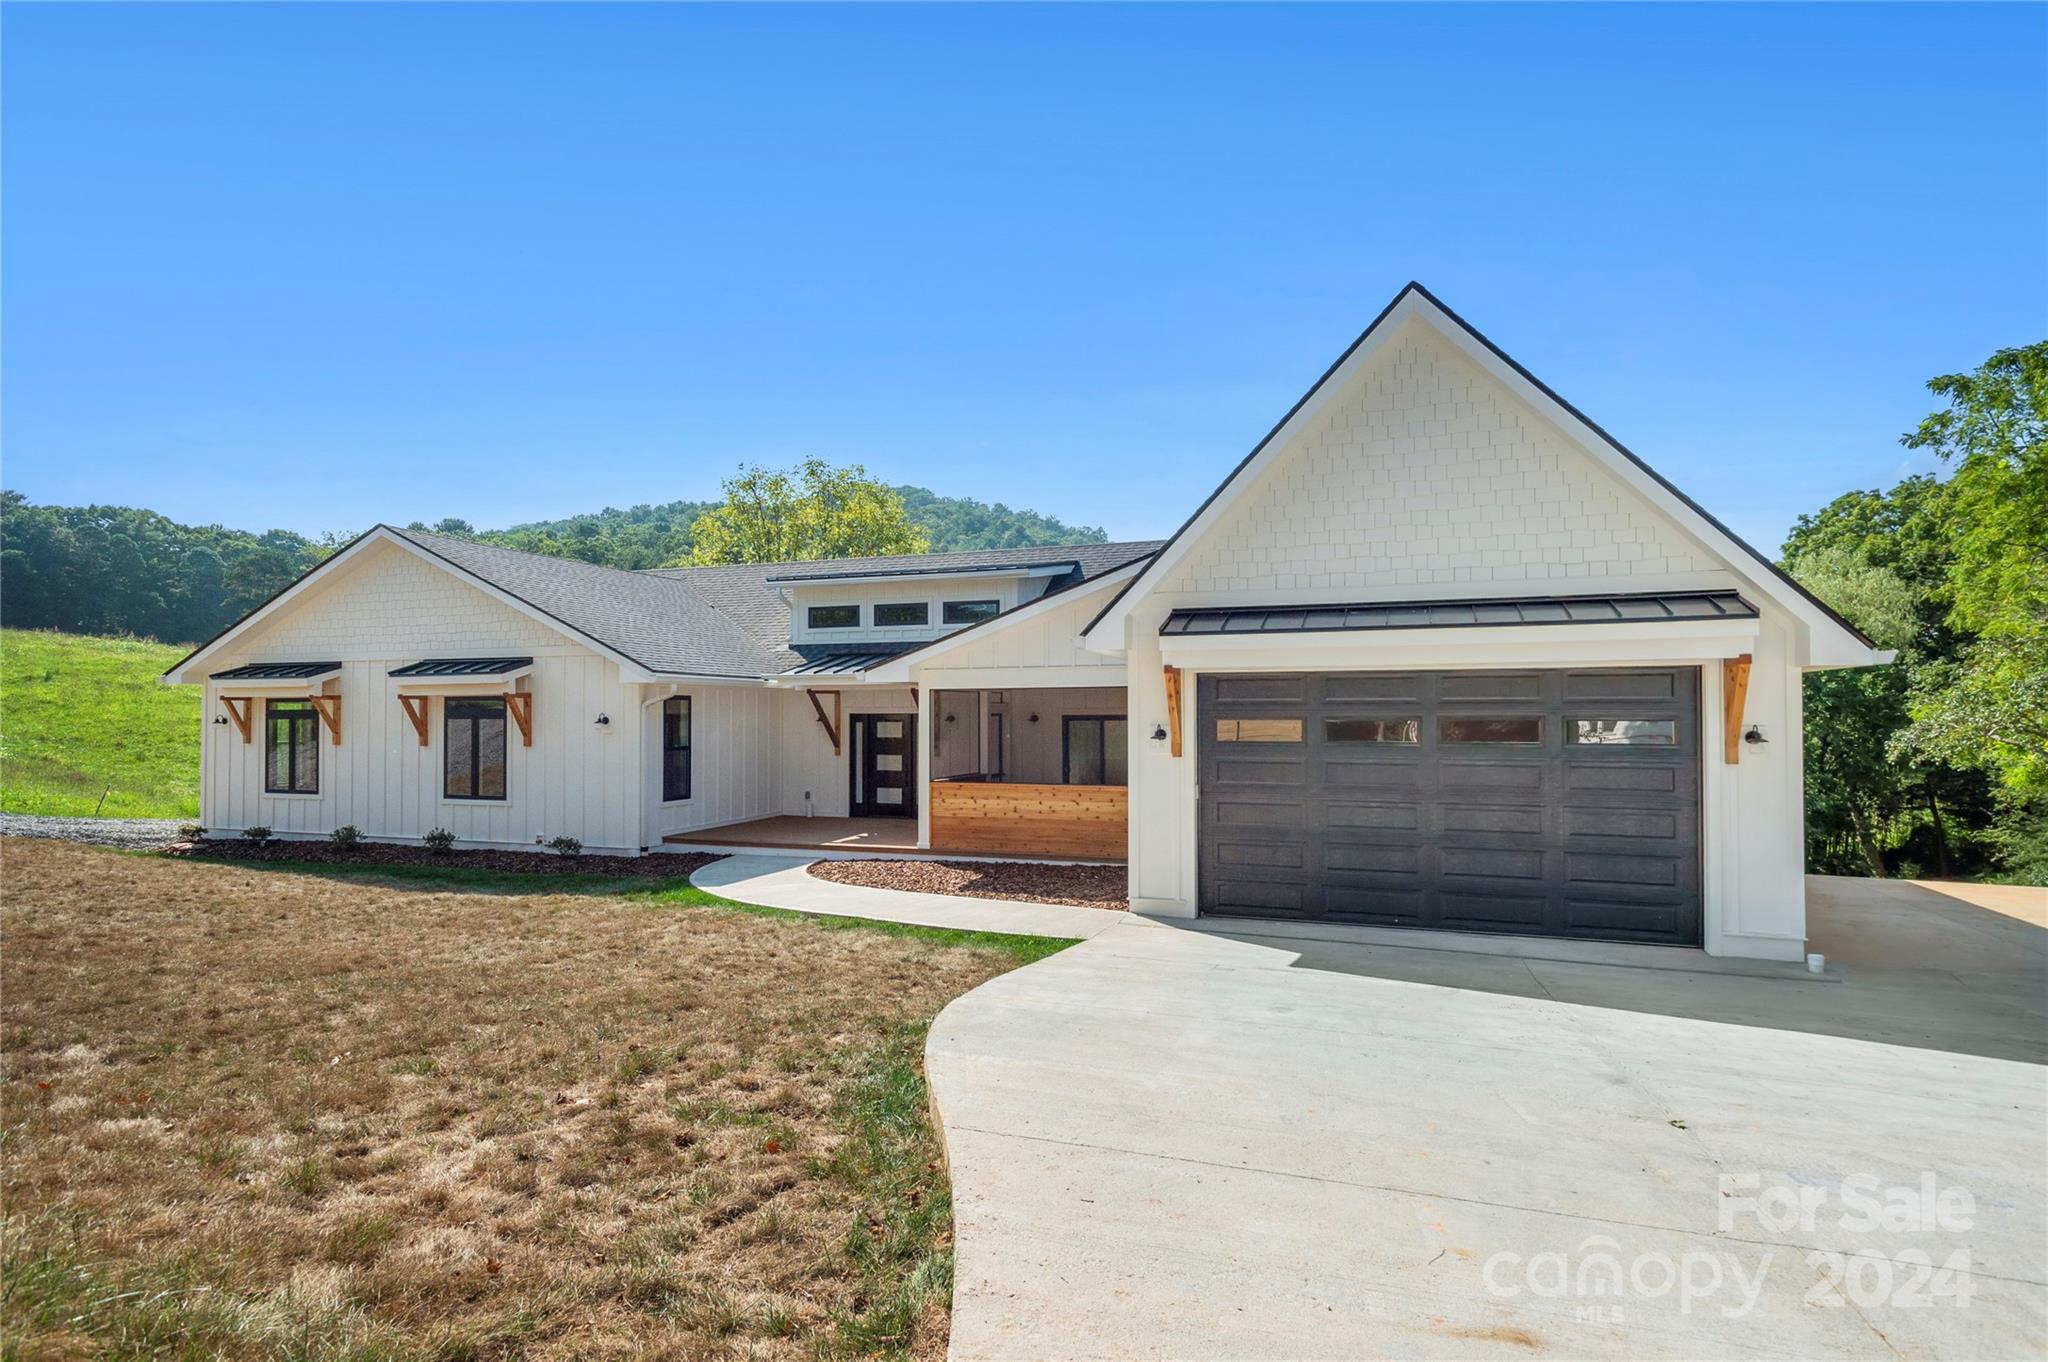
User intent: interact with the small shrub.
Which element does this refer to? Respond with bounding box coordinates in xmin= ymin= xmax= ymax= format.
xmin=547 ymin=835 xmax=583 ymax=859
xmin=422 ymin=827 xmax=456 ymax=854
xmin=176 ymin=823 xmax=205 ymax=841
xmin=244 ymin=825 xmax=272 ymax=844
xmin=330 ymin=824 xmax=363 ymax=851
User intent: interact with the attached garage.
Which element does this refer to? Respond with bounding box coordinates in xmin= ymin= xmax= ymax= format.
xmin=1198 ymin=667 xmax=1703 ymax=945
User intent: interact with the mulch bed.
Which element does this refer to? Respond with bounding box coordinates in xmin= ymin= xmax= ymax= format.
xmin=807 ymin=857 xmax=1128 ymax=911
xmin=162 ymin=838 xmax=724 ymax=879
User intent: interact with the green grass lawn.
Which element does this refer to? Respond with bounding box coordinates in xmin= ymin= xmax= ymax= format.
xmin=0 ymin=628 xmax=200 ymax=818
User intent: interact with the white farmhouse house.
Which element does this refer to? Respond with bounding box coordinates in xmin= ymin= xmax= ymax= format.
xmin=164 ymin=284 xmax=1887 ymax=961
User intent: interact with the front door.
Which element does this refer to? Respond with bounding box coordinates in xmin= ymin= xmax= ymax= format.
xmin=850 ymin=713 xmax=917 ymax=817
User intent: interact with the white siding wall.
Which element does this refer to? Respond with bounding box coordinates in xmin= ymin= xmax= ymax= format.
xmin=909 ymin=581 xmax=1126 ymax=682
xmin=644 ymin=684 xmax=779 ymax=838
xmin=1117 ymin=318 xmax=1814 ymax=960
xmin=1164 ymin=321 xmax=1728 ymax=600
xmin=198 ymin=541 xmax=645 ymax=853
xmin=772 ymin=685 xmax=917 ymax=817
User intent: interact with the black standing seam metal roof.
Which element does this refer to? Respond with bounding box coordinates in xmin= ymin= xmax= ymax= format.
xmin=1082 ymin=281 xmax=1877 ymax=651
xmin=387 ymin=657 xmax=534 ymax=677
xmin=209 ymin=661 xmax=343 ymax=680
xmin=1161 ymin=591 xmax=1759 ymax=637
xmin=782 ymin=650 xmax=913 ymax=676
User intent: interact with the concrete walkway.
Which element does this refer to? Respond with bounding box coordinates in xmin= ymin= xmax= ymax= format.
xmin=688 ymin=853 xmax=1134 ymax=940
xmin=928 ymin=876 xmax=2047 ymax=1360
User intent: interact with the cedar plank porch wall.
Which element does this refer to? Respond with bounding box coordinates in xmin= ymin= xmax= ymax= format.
xmin=928 ymin=779 xmax=1126 ymax=860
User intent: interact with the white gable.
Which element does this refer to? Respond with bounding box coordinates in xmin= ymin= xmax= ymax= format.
xmin=1088 ymin=284 xmax=1881 ymax=667
xmin=1165 ymin=320 xmax=1722 ymax=599
xmin=217 ymin=539 xmax=578 ymax=665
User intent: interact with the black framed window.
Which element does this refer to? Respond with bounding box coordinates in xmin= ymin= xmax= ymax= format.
xmin=942 ymin=599 xmax=1000 ymax=624
xmin=264 ymin=699 xmax=320 ymax=794
xmin=444 ymin=698 xmax=508 ymax=800
xmin=1063 ymin=716 xmax=1129 ymax=786
xmin=808 ymin=605 xmax=860 ymax=629
xmin=663 ymin=696 xmax=692 ymax=801
xmin=874 ymin=602 xmax=929 ymax=627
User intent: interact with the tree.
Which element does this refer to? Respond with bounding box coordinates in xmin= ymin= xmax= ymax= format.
xmin=684 ymin=459 xmax=930 ymax=565
xmin=1787 ymin=546 xmax=1924 ymax=875
xmin=1897 ymin=342 xmax=2048 ymax=792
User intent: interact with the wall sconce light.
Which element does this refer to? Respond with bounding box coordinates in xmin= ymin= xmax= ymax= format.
xmin=1027 ymin=713 xmax=1039 ymax=724
xmin=213 ymin=715 xmax=229 ymax=726
xmin=595 ymin=713 xmax=610 ymax=726
xmin=1151 ymin=724 xmax=1168 ymax=742
xmin=1743 ymin=724 xmax=1767 ymax=746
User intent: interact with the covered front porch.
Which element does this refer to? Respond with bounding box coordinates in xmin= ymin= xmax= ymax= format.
xmin=667 ymin=682 xmax=1133 ymax=863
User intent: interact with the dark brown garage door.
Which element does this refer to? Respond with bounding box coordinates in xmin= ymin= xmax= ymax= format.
xmin=1198 ymin=669 xmax=1701 ymax=945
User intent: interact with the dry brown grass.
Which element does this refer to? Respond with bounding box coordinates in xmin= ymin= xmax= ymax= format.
xmin=0 ymin=838 xmax=1031 ymax=1361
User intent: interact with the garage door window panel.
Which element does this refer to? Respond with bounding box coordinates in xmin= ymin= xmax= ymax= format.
xmin=1214 ymin=718 xmax=1304 ymax=743
xmin=1440 ymin=717 xmax=1544 ymax=745
xmin=1570 ymin=719 xmax=1677 ymax=745
xmin=1325 ymin=717 xmax=1420 ymax=744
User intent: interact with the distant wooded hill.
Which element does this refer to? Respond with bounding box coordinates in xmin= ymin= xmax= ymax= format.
xmin=0 ymin=487 xmax=1107 ymax=645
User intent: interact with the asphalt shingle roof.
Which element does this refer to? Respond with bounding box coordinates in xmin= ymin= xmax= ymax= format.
xmin=388 ymin=527 xmax=1160 ymax=679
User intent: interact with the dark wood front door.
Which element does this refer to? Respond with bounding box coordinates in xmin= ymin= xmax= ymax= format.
xmin=850 ymin=713 xmax=917 ymax=818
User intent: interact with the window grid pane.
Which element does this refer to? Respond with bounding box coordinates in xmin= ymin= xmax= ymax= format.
xmin=1103 ymin=719 xmax=1129 ymax=787
xmin=808 ymin=605 xmax=859 ymax=629
xmin=874 ymin=602 xmax=929 ymax=627
xmin=942 ymin=600 xmax=1000 ymax=624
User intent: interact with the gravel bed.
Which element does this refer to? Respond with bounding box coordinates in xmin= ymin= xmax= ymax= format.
xmin=162 ymin=839 xmax=724 ymax=879
xmin=807 ymin=858 xmax=1128 ymax=911
xmin=0 ymin=814 xmax=185 ymax=850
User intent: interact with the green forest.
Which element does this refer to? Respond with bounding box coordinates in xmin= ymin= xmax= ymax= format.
xmin=0 ymin=483 xmax=1107 ymax=644
xmin=0 ymin=341 xmax=2040 ymax=882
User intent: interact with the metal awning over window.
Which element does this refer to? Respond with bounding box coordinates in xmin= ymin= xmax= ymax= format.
xmin=779 ymin=642 xmax=918 ymax=677
xmin=782 ymin=651 xmax=907 ymax=677
xmin=210 ymin=661 xmax=342 ymax=680
xmin=1160 ymin=591 xmax=1759 ymax=637
xmin=387 ymin=657 xmax=533 ymax=677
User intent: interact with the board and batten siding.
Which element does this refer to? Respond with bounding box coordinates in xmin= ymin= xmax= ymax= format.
xmin=198 ymin=540 xmax=647 ymax=853
xmin=644 ymin=683 xmax=779 ymax=838
xmin=772 ymin=685 xmax=917 ymax=818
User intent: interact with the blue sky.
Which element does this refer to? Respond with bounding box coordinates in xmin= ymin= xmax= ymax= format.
xmin=4 ymin=4 xmax=2042 ymax=554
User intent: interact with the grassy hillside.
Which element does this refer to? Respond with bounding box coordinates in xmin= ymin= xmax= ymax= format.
xmin=0 ymin=629 xmax=199 ymax=818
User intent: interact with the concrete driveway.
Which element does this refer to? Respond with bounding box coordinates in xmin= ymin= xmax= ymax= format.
xmin=928 ymin=877 xmax=2047 ymax=1360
